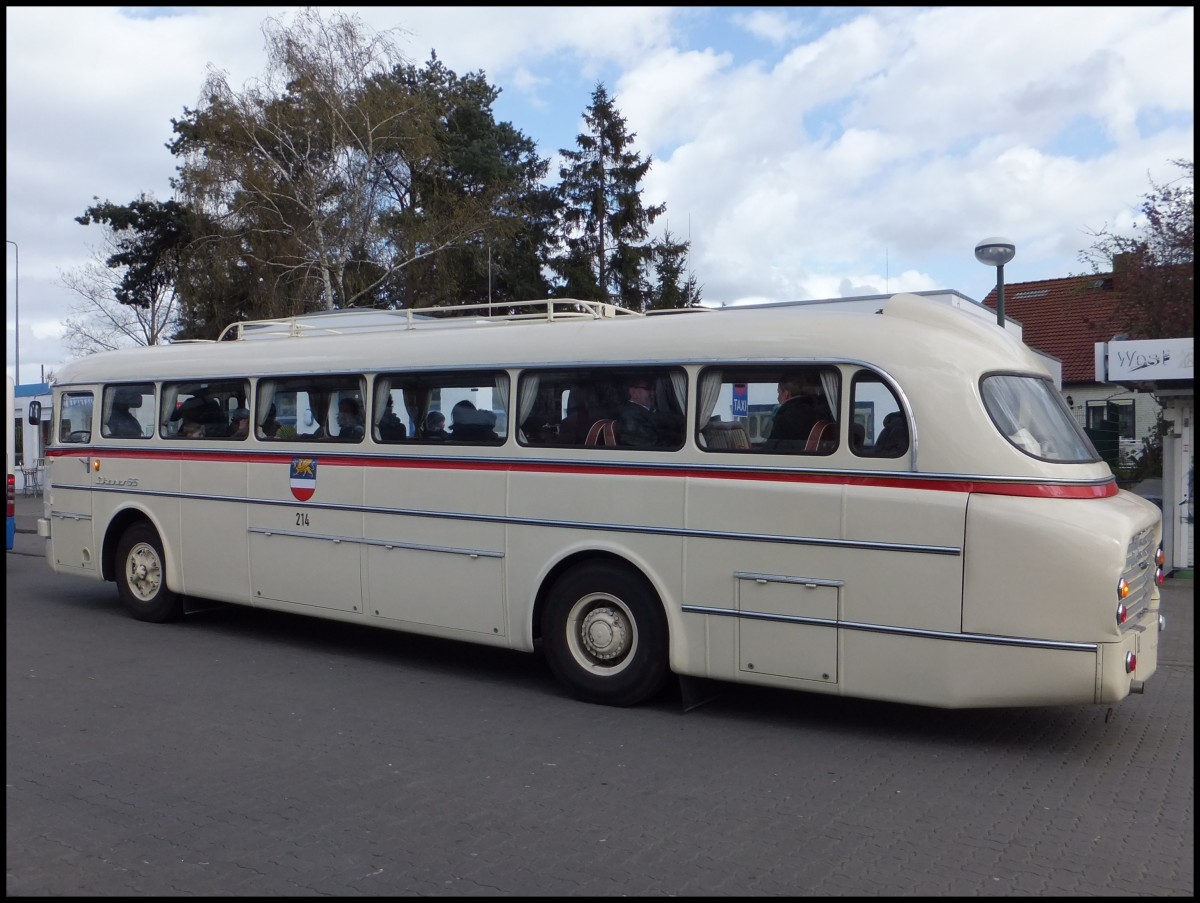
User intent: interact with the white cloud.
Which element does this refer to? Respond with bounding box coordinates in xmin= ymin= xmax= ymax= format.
xmin=5 ymin=5 xmax=1194 ymax=381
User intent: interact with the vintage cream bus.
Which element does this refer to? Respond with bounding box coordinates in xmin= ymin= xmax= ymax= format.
xmin=38 ymin=293 xmax=1165 ymax=709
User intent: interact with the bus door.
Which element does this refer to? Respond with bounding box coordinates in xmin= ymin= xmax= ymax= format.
xmin=47 ymin=391 xmax=99 ymax=577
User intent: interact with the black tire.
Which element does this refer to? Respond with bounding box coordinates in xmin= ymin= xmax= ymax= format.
xmin=114 ymin=522 xmax=184 ymax=623
xmin=541 ymin=561 xmax=670 ymax=706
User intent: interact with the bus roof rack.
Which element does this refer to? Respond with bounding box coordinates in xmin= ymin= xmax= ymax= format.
xmin=218 ymin=298 xmax=641 ymax=341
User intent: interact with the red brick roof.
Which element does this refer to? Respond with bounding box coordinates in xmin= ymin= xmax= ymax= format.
xmin=981 ymin=273 xmax=1125 ymax=384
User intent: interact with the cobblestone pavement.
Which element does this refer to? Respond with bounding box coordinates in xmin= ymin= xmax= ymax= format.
xmin=6 ymin=496 xmax=1194 ymax=896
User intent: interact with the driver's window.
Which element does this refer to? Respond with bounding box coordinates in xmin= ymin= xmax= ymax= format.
xmin=57 ymin=392 xmax=95 ymax=444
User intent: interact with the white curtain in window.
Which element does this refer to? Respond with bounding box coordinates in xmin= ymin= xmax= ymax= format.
xmin=373 ymin=378 xmax=393 ymax=430
xmin=254 ymin=380 xmax=277 ymax=431
xmin=493 ymin=373 xmax=511 ymax=420
xmin=668 ymin=371 xmax=688 ymax=417
xmin=698 ymin=371 xmax=722 ymax=423
xmin=819 ymin=371 xmax=839 ymax=419
xmin=516 ymin=374 xmax=540 ymax=439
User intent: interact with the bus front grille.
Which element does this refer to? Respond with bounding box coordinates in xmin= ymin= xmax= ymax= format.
xmin=1121 ymin=526 xmax=1157 ymax=627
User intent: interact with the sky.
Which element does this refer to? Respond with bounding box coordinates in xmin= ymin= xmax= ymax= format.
xmin=5 ymin=5 xmax=1194 ymax=384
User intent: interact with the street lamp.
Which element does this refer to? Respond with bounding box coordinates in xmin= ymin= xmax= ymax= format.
xmin=974 ymin=237 xmax=1015 ymax=328
xmin=5 ymin=239 xmax=16 ymax=384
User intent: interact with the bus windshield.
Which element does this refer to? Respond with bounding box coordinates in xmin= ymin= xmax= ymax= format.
xmin=981 ymin=374 xmax=1099 ymax=462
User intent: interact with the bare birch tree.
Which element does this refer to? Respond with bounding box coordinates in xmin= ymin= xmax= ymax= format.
xmin=58 ymin=233 xmax=180 ymax=357
xmin=171 ymin=7 xmax=494 ymax=311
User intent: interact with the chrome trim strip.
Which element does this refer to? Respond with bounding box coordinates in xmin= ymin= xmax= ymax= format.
xmin=246 ymin=526 xmax=502 ymax=559
xmin=360 ymin=536 xmax=503 ymax=558
xmin=76 ymin=485 xmax=962 ymax=557
xmin=680 ymin=604 xmax=1099 ymax=652
xmin=734 ymin=572 xmax=845 ymax=587
xmin=49 ymin=510 xmax=92 ymax=522
xmin=248 ymin=527 xmax=365 ymax=544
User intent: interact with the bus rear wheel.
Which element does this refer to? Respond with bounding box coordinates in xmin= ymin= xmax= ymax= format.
xmin=542 ymin=562 xmax=669 ymax=707
xmin=115 ymin=522 xmax=183 ymax=623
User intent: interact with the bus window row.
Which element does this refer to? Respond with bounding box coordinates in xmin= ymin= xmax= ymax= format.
xmin=60 ymin=365 xmax=911 ymax=459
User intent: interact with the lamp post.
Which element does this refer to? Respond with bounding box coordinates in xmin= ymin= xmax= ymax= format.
xmin=974 ymin=237 xmax=1015 ymax=328
xmin=5 ymin=239 xmax=16 ymax=384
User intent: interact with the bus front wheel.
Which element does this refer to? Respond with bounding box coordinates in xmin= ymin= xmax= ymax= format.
xmin=542 ymin=562 xmax=669 ymax=706
xmin=115 ymin=522 xmax=183 ymax=623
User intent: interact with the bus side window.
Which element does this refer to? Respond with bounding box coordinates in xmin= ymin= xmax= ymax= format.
xmin=696 ymin=366 xmax=837 ymax=455
xmin=516 ymin=369 xmax=684 ymax=451
xmin=102 ymin=384 xmax=154 ymax=439
xmin=376 ymin=371 xmax=508 ymax=445
xmin=850 ymin=370 xmax=907 ymax=458
xmin=256 ymin=377 xmax=365 ymax=442
xmin=58 ymin=392 xmax=95 ymax=444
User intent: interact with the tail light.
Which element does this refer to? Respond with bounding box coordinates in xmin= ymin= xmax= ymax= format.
xmin=6 ymin=473 xmax=13 ymax=518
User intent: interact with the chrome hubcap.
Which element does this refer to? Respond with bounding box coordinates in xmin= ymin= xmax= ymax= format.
xmin=581 ymin=606 xmax=630 ymax=662
xmin=127 ymin=542 xmax=162 ymax=602
xmin=568 ymin=593 xmax=637 ymax=675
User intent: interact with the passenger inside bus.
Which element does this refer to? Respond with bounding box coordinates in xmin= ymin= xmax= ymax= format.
xmin=763 ymin=374 xmax=825 ymax=451
xmin=259 ymin=404 xmax=281 ymax=439
xmin=615 ymin=377 xmax=684 ymax=447
xmin=336 ymin=398 xmax=365 ymax=440
xmin=450 ymin=400 xmax=498 ymax=441
xmin=228 ymin=407 xmax=250 ymax=439
xmin=171 ymin=395 xmax=225 ymax=438
xmin=106 ymin=389 xmax=144 ymax=438
xmin=871 ymin=411 xmax=909 ymax=456
xmin=377 ymin=397 xmax=406 ymax=440
xmin=424 ymin=410 xmax=448 ymax=439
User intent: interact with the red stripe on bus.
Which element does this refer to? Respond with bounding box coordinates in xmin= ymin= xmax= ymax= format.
xmin=45 ymin=448 xmax=1119 ymax=499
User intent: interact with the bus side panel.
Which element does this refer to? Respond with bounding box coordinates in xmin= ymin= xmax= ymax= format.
xmin=364 ymin=457 xmax=507 ymax=637
xmin=178 ymin=456 xmax=251 ymax=604
xmin=679 ymin=478 xmax=967 ymax=687
xmin=840 ymin=484 xmax=966 ymax=633
xmin=246 ymin=454 xmax=363 ymax=614
xmin=46 ymin=452 xmax=99 ymax=577
xmin=89 ymin=451 xmax=181 ymax=586
xmin=840 ymin=631 xmax=1099 ymax=708
xmin=681 ymin=478 xmax=844 ymax=682
xmin=507 ymin=466 xmax=687 ymax=648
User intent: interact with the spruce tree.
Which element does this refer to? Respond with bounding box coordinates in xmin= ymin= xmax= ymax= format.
xmin=554 ymin=83 xmax=667 ymax=310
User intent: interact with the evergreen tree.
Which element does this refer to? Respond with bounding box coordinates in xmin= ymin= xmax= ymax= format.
xmin=73 ymin=195 xmax=196 ymax=312
xmin=647 ymin=227 xmax=703 ymax=310
xmin=386 ymin=54 xmax=559 ymax=310
xmin=553 ymin=83 xmax=666 ymax=310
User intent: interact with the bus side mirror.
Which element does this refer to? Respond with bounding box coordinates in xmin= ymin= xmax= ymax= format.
xmin=27 ymin=400 xmax=41 ymax=425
